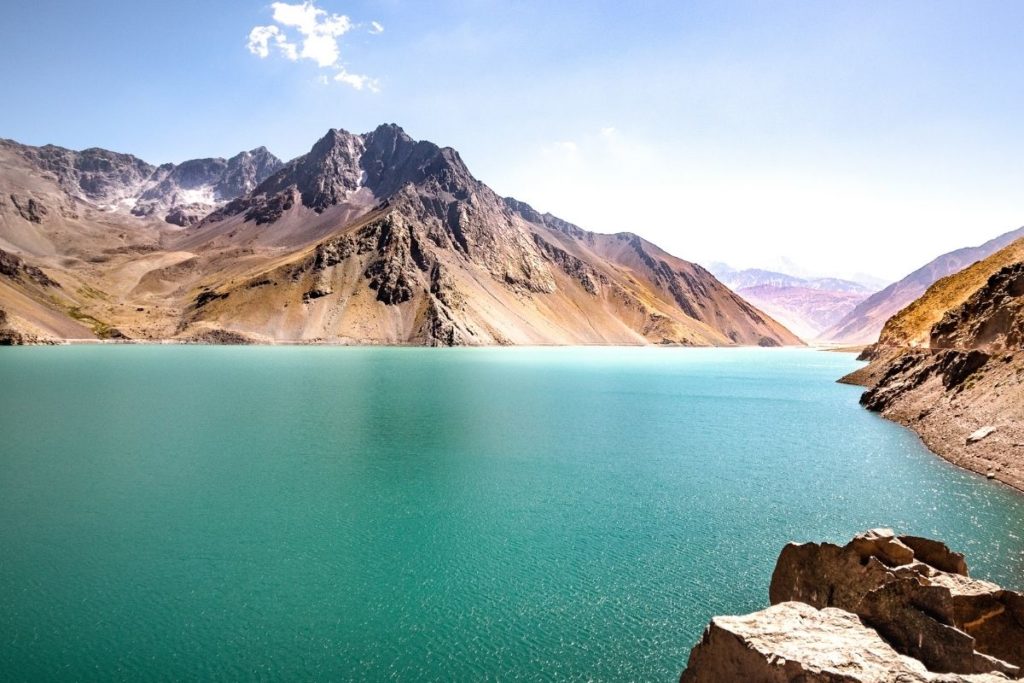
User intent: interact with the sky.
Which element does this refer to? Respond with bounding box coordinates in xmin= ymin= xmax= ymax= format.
xmin=3 ymin=1 xmax=1024 ymax=283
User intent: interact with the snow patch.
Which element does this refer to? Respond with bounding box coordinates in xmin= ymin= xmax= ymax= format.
xmin=175 ymin=187 xmax=217 ymax=206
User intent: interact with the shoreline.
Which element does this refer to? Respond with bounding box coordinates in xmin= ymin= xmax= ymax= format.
xmin=841 ymin=346 xmax=1024 ymax=495
xmin=2 ymin=338 xmax=811 ymax=349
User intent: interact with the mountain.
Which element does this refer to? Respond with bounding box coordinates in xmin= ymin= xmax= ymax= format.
xmin=6 ymin=139 xmax=282 ymax=225
xmin=841 ymin=243 xmax=1024 ymax=491
xmin=0 ymin=125 xmax=800 ymax=347
xmin=134 ymin=147 xmax=283 ymax=226
xmin=708 ymin=264 xmax=874 ymax=340
xmin=820 ymin=226 xmax=1024 ymax=344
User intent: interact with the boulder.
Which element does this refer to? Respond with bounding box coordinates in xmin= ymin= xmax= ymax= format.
xmin=680 ymin=601 xmax=1009 ymax=683
xmin=768 ymin=529 xmax=1024 ymax=676
xmin=682 ymin=530 xmax=1024 ymax=681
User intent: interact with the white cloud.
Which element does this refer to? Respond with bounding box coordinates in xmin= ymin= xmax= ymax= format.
xmin=334 ymin=69 xmax=379 ymax=92
xmin=301 ymin=32 xmax=342 ymax=67
xmin=247 ymin=25 xmax=298 ymax=60
xmin=247 ymin=2 xmax=380 ymax=90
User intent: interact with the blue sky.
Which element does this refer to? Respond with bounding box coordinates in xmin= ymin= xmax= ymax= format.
xmin=4 ymin=1 xmax=1024 ymax=282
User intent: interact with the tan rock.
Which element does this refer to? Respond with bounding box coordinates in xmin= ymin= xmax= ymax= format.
xmin=680 ymin=601 xmax=1009 ymax=683
xmin=768 ymin=531 xmax=1024 ymax=677
xmin=682 ymin=531 xmax=1024 ymax=681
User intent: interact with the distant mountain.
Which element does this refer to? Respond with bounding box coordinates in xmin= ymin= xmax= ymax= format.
xmin=708 ymin=264 xmax=874 ymax=340
xmin=0 ymin=125 xmax=800 ymax=346
xmin=7 ymin=139 xmax=282 ymax=226
xmin=819 ymin=226 xmax=1024 ymax=344
xmin=711 ymin=263 xmax=875 ymax=293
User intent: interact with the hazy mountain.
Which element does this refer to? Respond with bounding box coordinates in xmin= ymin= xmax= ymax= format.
xmin=708 ymin=263 xmax=874 ymax=340
xmin=0 ymin=125 xmax=800 ymax=347
xmin=820 ymin=226 xmax=1024 ymax=344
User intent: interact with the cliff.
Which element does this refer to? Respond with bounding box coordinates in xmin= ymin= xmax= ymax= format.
xmin=681 ymin=528 xmax=1024 ymax=682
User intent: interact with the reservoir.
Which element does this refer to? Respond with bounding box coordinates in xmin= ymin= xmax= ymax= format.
xmin=1 ymin=346 xmax=1022 ymax=680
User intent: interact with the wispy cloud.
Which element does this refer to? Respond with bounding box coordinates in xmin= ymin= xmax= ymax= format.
xmin=247 ymin=2 xmax=381 ymax=91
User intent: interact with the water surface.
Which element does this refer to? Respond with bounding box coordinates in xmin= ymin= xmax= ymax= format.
xmin=1 ymin=346 xmax=1023 ymax=681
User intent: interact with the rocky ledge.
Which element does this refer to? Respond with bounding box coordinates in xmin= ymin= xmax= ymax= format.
xmin=680 ymin=529 xmax=1024 ymax=682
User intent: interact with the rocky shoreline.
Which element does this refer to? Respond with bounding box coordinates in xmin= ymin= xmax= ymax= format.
xmin=837 ymin=262 xmax=1024 ymax=493
xmin=680 ymin=529 xmax=1024 ymax=681
xmin=840 ymin=345 xmax=1024 ymax=493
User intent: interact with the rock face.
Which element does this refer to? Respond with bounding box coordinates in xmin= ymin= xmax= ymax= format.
xmin=930 ymin=263 xmax=1024 ymax=353
xmin=0 ymin=124 xmax=800 ymax=346
xmin=819 ymin=226 xmax=1024 ymax=344
xmin=0 ymin=247 xmax=59 ymax=289
xmin=681 ymin=529 xmax=1024 ymax=682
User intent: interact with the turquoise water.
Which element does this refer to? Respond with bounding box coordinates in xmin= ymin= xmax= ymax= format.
xmin=1 ymin=347 xmax=1023 ymax=681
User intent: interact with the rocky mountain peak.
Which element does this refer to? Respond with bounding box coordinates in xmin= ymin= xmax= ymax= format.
xmin=236 ymin=125 xmax=481 ymax=219
xmin=250 ymin=128 xmax=366 ymax=214
xmin=359 ymin=124 xmax=476 ymax=199
xmin=18 ymin=143 xmax=157 ymax=206
xmin=217 ymin=146 xmax=284 ymax=199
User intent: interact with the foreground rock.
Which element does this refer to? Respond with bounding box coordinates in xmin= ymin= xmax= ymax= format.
xmin=681 ymin=601 xmax=1009 ymax=683
xmin=680 ymin=529 xmax=1024 ymax=682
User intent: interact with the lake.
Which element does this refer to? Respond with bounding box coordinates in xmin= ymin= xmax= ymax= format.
xmin=1 ymin=346 xmax=1022 ymax=681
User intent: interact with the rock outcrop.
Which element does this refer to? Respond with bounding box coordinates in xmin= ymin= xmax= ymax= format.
xmin=680 ymin=529 xmax=1024 ymax=682
xmin=682 ymin=602 xmax=1008 ymax=683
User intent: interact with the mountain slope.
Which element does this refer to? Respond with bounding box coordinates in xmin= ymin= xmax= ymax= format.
xmin=709 ymin=264 xmax=874 ymax=340
xmin=820 ymin=226 xmax=1024 ymax=344
xmin=878 ymin=237 xmax=1024 ymax=347
xmin=0 ymin=125 xmax=800 ymax=346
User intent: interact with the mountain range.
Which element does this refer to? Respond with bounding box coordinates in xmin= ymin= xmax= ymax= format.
xmin=0 ymin=125 xmax=800 ymax=347
xmin=708 ymin=264 xmax=876 ymax=341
